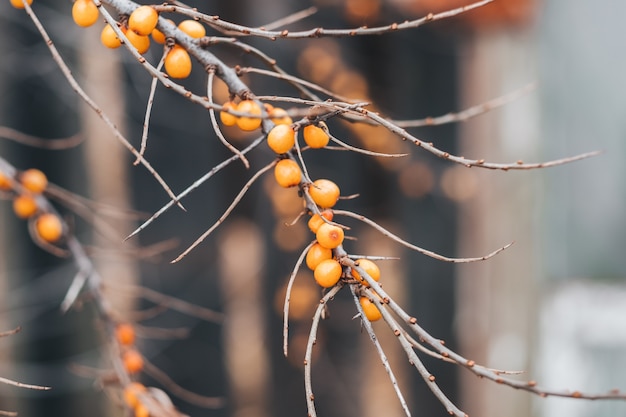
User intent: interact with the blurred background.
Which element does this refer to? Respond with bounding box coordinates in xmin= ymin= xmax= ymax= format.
xmin=0 ymin=1 xmax=625 ymax=417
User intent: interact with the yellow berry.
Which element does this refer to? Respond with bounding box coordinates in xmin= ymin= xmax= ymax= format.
xmin=0 ymin=171 xmax=13 ymax=190
xmin=350 ymin=259 xmax=380 ymax=287
xmin=128 ymin=5 xmax=158 ymax=36
xmin=135 ymin=403 xmax=150 ymax=417
xmin=274 ymin=159 xmax=301 ymax=188
xmin=13 ymin=194 xmax=38 ymax=219
xmin=151 ymin=19 xmax=173 ymax=44
xmin=20 ymin=168 xmax=47 ymax=194
xmin=309 ymin=179 xmax=340 ymax=208
xmin=307 ymin=210 xmax=333 ymax=233
xmin=101 ymin=24 xmax=122 ymax=49
xmin=123 ymin=382 xmax=146 ymax=409
xmin=235 ymin=100 xmax=262 ymax=131
xmin=72 ymin=0 xmax=99 ymax=28
xmin=10 ymin=0 xmax=33 ymax=9
xmin=269 ymin=107 xmax=293 ymax=125
xmin=314 ymin=259 xmax=342 ymax=288
xmin=267 ymin=124 xmax=295 ymax=154
xmin=164 ymin=45 xmax=192 ymax=79
xmin=123 ymin=349 xmax=144 ymax=374
xmin=178 ymin=19 xmax=206 ymax=38
xmin=303 ymin=124 xmax=329 ymax=149
xmin=35 ymin=213 xmax=63 ymax=242
xmin=219 ymin=101 xmax=238 ymax=126
xmin=315 ymin=222 xmax=344 ymax=249
xmin=125 ymin=29 xmax=151 ymax=54
xmin=306 ymin=243 xmax=332 ymax=271
xmin=359 ymin=296 xmax=382 ymax=321
xmin=115 ymin=323 xmax=136 ymax=346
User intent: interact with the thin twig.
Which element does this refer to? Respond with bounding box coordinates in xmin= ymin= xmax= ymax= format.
xmin=304 ymin=286 xmax=342 ymax=417
xmin=23 ymin=2 xmax=184 ymax=210
xmin=0 ymin=126 xmax=83 ymax=149
xmin=283 ymin=241 xmax=315 ymax=357
xmin=171 ymin=161 xmax=276 ymax=263
xmin=126 ymin=135 xmax=265 ymax=241
xmin=207 ymin=69 xmax=250 ymax=168
xmin=153 ymin=0 xmax=493 ymax=39
xmin=350 ymin=286 xmax=411 ymax=417
xmin=335 ymin=209 xmax=513 ymax=263
xmin=392 ymin=83 xmax=537 ymax=128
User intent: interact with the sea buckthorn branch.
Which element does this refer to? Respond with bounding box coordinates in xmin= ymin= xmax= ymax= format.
xmin=347 ymin=259 xmax=626 ymax=403
xmin=349 ymin=285 xmax=411 ymax=417
xmin=358 ymin=285 xmax=467 ymax=417
xmin=151 ymin=0 xmax=493 ymax=40
xmin=361 ymin=107 xmax=602 ymax=170
xmin=0 ymin=156 xmax=223 ymax=416
xmin=20 ymin=1 xmax=184 ymax=209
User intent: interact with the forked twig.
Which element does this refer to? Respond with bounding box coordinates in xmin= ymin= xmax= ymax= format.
xmin=171 ymin=161 xmax=276 ymax=263
xmin=335 ymin=209 xmax=513 ymax=263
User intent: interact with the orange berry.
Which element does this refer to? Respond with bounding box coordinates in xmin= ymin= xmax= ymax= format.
xmin=123 ymin=382 xmax=147 ymax=409
xmin=128 ymin=5 xmax=158 ymax=36
xmin=0 ymin=171 xmax=13 ymax=190
xmin=126 ymin=29 xmax=151 ymax=54
xmin=35 ymin=213 xmax=63 ymax=242
xmin=115 ymin=323 xmax=136 ymax=346
xmin=314 ymin=259 xmax=342 ymax=288
xmin=267 ymin=124 xmax=295 ymax=154
xmin=350 ymin=259 xmax=380 ymax=287
xmin=10 ymin=0 xmax=32 ymax=9
xmin=359 ymin=296 xmax=382 ymax=322
xmin=235 ymin=100 xmax=262 ymax=131
xmin=164 ymin=45 xmax=192 ymax=79
xmin=135 ymin=403 xmax=150 ymax=417
xmin=219 ymin=101 xmax=238 ymax=126
xmin=123 ymin=349 xmax=144 ymax=374
xmin=101 ymin=24 xmax=122 ymax=49
xmin=315 ymin=222 xmax=344 ymax=249
xmin=306 ymin=243 xmax=332 ymax=271
xmin=274 ymin=159 xmax=301 ymax=188
xmin=178 ymin=19 xmax=206 ymax=38
xmin=309 ymin=179 xmax=340 ymax=208
xmin=269 ymin=107 xmax=293 ymax=125
xmin=20 ymin=169 xmax=47 ymax=194
xmin=303 ymin=124 xmax=329 ymax=149
xmin=13 ymin=194 xmax=38 ymax=219
xmin=151 ymin=19 xmax=173 ymax=44
xmin=72 ymin=0 xmax=99 ymax=28
xmin=307 ymin=210 xmax=333 ymax=233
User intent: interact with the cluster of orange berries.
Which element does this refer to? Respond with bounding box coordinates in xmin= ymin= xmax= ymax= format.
xmin=115 ymin=322 xmax=144 ymax=375
xmin=115 ymin=323 xmax=150 ymax=416
xmin=0 ymin=168 xmax=64 ymax=244
xmin=220 ymin=99 xmax=383 ymax=321
xmin=64 ymin=0 xmax=207 ymax=80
